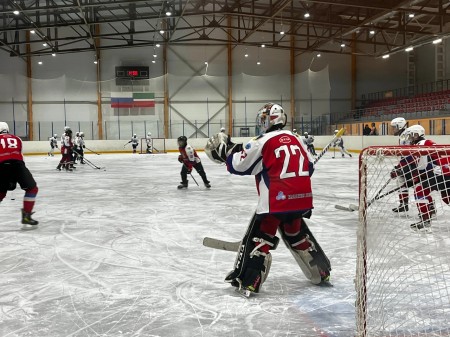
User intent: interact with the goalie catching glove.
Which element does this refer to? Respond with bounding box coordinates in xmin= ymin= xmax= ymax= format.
xmin=204 ymin=133 xmax=243 ymax=164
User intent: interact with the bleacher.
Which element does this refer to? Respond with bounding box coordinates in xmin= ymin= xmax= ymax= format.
xmin=362 ymin=89 xmax=450 ymax=118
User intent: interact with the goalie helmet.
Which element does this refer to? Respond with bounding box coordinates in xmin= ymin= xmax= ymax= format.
xmin=256 ymin=103 xmax=286 ymax=133
xmin=0 ymin=122 xmax=9 ymax=134
xmin=178 ymin=135 xmax=187 ymax=148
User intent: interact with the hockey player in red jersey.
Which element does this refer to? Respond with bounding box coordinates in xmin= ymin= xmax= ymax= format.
xmin=177 ymin=136 xmax=211 ymax=189
xmin=205 ymin=103 xmax=331 ymax=297
xmin=56 ymin=128 xmax=74 ymax=171
xmin=0 ymin=122 xmax=39 ymax=229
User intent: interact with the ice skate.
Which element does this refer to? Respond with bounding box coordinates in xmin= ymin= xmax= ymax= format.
xmin=410 ymin=215 xmax=431 ymax=231
xmin=177 ymin=182 xmax=188 ymax=189
xmin=235 ymin=287 xmax=254 ymax=298
xmin=392 ymin=203 xmax=409 ymax=212
xmin=204 ymin=181 xmax=211 ymax=188
xmin=21 ymin=209 xmax=39 ymax=230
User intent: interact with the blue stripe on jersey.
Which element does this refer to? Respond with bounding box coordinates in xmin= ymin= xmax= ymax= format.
xmin=226 ymin=155 xmax=262 ymax=176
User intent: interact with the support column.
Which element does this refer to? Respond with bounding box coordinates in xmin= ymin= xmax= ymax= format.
xmin=26 ymin=31 xmax=33 ymax=140
xmin=351 ymin=33 xmax=357 ymax=111
xmin=163 ymin=43 xmax=169 ymax=138
xmin=95 ymin=24 xmax=103 ymax=140
xmin=227 ymin=15 xmax=233 ymax=136
xmin=290 ymin=33 xmax=295 ymax=129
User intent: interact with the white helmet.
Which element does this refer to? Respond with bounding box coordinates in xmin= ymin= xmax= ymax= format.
xmin=147 ymin=132 xmax=151 ymax=136
xmin=54 ymin=133 xmax=57 ymax=137
xmin=391 ymin=117 xmax=407 ymax=129
xmin=220 ymin=127 xmax=226 ymax=132
xmin=256 ymin=103 xmax=286 ymax=133
xmin=406 ymin=124 xmax=425 ymax=142
xmin=334 ymin=129 xmax=339 ymax=134
xmin=133 ymin=134 xmax=137 ymax=137
xmin=80 ymin=132 xmax=84 ymax=137
xmin=304 ymin=132 xmax=308 ymax=135
xmin=293 ymin=129 xmax=297 ymax=133
xmin=64 ymin=126 xmax=70 ymax=131
xmin=0 ymin=122 xmax=9 ymax=134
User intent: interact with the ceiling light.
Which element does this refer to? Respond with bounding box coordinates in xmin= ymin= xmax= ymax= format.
xmin=261 ymin=44 xmax=265 ymax=48
xmin=433 ymin=38 xmax=442 ymax=44
xmin=160 ymin=30 xmax=164 ymax=34
xmin=43 ymin=43 xmax=47 ymax=47
xmin=30 ymin=30 xmax=35 ymax=34
xmin=38 ymin=61 xmax=43 ymax=65
xmin=317 ymin=53 xmax=321 ymax=57
xmin=152 ymin=60 xmax=156 ymax=63
xmin=257 ymin=61 xmax=261 ymax=65
xmin=94 ymin=60 xmax=98 ymax=64
xmin=244 ymin=53 xmax=249 ymax=57
xmin=409 ymin=13 xmax=415 ymax=18
xmin=340 ymin=43 xmax=346 ymax=48
xmin=280 ymin=30 xmax=285 ymax=35
xmin=204 ymin=61 xmax=208 ymax=65
xmin=405 ymin=46 xmax=414 ymax=52
xmin=156 ymin=43 xmax=161 ymax=48
xmin=382 ymin=54 xmax=390 ymax=59
xmin=369 ymin=30 xmax=375 ymax=35
xmin=166 ymin=11 xmax=172 ymax=16
xmin=13 ymin=10 xmax=20 ymax=15
xmin=52 ymin=53 xmax=56 ymax=56
xmin=153 ymin=54 xmax=157 ymax=58
xmin=304 ymin=13 xmax=310 ymax=18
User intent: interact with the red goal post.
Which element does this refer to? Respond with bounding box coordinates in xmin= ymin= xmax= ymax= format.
xmin=139 ymin=138 xmax=167 ymax=154
xmin=356 ymin=145 xmax=450 ymax=337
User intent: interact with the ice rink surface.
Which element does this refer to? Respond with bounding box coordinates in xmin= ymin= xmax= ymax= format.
xmin=1 ymin=150 xmax=365 ymax=337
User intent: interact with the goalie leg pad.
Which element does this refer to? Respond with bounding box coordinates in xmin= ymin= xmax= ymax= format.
xmin=225 ymin=214 xmax=279 ymax=293
xmin=279 ymin=218 xmax=331 ymax=285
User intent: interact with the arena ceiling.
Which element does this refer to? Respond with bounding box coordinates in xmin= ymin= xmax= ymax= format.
xmin=1 ymin=0 xmax=449 ymax=59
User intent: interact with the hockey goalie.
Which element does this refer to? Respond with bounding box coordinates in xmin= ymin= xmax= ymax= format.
xmin=205 ymin=103 xmax=332 ymax=297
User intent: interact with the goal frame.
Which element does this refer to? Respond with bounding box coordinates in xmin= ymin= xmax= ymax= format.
xmin=356 ymin=145 xmax=450 ymax=337
xmin=139 ymin=137 xmax=167 ymax=154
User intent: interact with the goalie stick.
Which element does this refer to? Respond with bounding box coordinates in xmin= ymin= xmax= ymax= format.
xmin=203 ymin=128 xmax=346 ymax=251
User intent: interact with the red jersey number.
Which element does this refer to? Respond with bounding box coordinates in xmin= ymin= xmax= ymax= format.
xmin=274 ymin=144 xmax=309 ymax=179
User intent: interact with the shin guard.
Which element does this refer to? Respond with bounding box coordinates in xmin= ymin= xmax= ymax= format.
xmin=279 ymin=218 xmax=331 ymax=285
xmin=225 ymin=214 xmax=279 ymax=293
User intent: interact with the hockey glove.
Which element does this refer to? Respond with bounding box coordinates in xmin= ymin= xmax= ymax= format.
xmin=205 ymin=133 xmax=243 ymax=164
xmin=178 ymin=155 xmax=183 ymax=163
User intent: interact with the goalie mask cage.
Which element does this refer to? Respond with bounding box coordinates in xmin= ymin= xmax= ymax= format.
xmin=140 ymin=138 xmax=167 ymax=154
xmin=356 ymin=146 xmax=450 ymax=337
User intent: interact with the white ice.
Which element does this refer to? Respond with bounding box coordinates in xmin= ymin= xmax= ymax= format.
xmin=0 ymin=150 xmax=384 ymax=337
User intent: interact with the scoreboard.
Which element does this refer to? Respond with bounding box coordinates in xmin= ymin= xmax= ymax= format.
xmin=115 ymin=66 xmax=149 ymax=85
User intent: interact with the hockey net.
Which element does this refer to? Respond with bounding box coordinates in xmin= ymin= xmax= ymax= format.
xmin=140 ymin=138 xmax=167 ymax=154
xmin=356 ymin=146 xmax=450 ymax=337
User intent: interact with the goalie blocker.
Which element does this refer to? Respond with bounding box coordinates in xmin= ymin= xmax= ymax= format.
xmin=225 ymin=212 xmax=331 ymax=295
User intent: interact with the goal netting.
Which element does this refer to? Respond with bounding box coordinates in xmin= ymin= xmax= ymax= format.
xmin=140 ymin=138 xmax=167 ymax=154
xmin=356 ymin=146 xmax=450 ymax=337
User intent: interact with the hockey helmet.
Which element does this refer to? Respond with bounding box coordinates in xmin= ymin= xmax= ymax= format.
xmin=0 ymin=122 xmax=9 ymax=134
xmin=147 ymin=132 xmax=151 ymax=136
xmin=390 ymin=117 xmax=407 ymax=136
xmin=80 ymin=132 xmax=84 ymax=137
xmin=54 ymin=134 xmax=57 ymax=137
xmin=178 ymin=135 xmax=187 ymax=147
xmin=76 ymin=132 xmax=80 ymax=136
xmin=133 ymin=134 xmax=137 ymax=137
xmin=220 ymin=127 xmax=226 ymax=132
xmin=64 ymin=126 xmax=70 ymax=131
xmin=304 ymin=132 xmax=308 ymax=135
xmin=256 ymin=103 xmax=286 ymax=133
xmin=334 ymin=129 xmax=339 ymax=134
xmin=406 ymin=124 xmax=425 ymax=144
xmin=293 ymin=129 xmax=297 ymax=133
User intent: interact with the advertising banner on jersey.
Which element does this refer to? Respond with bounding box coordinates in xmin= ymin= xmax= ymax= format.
xmin=111 ymin=92 xmax=155 ymax=108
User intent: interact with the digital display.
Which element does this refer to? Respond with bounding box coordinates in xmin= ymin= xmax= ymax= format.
xmin=127 ymin=70 xmax=139 ymax=77
xmin=115 ymin=66 xmax=149 ymax=79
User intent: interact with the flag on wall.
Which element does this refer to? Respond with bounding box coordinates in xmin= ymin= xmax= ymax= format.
xmin=111 ymin=92 xmax=155 ymax=108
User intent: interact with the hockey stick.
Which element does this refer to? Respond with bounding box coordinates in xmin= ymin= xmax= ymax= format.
xmin=85 ymin=146 xmax=101 ymax=155
xmin=335 ymin=177 xmax=392 ymax=212
xmin=314 ymin=128 xmax=345 ymax=164
xmin=183 ymin=164 xmax=199 ymax=186
xmin=74 ymin=150 xmax=104 ymax=170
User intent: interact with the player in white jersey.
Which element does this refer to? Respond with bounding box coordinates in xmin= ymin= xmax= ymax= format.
xmin=145 ymin=132 xmax=153 ymax=154
xmin=48 ymin=134 xmax=58 ymax=156
xmin=332 ymin=130 xmax=352 ymax=158
xmin=127 ymin=134 xmax=139 ymax=154
xmin=74 ymin=132 xmax=86 ymax=164
xmin=390 ymin=117 xmax=411 ymax=212
xmin=303 ymin=132 xmax=317 ymax=156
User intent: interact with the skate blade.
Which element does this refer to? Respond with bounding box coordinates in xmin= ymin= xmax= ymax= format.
xmin=235 ymin=288 xmax=252 ymax=298
xmin=318 ymin=280 xmax=334 ymax=287
xmin=21 ymin=224 xmax=38 ymax=231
